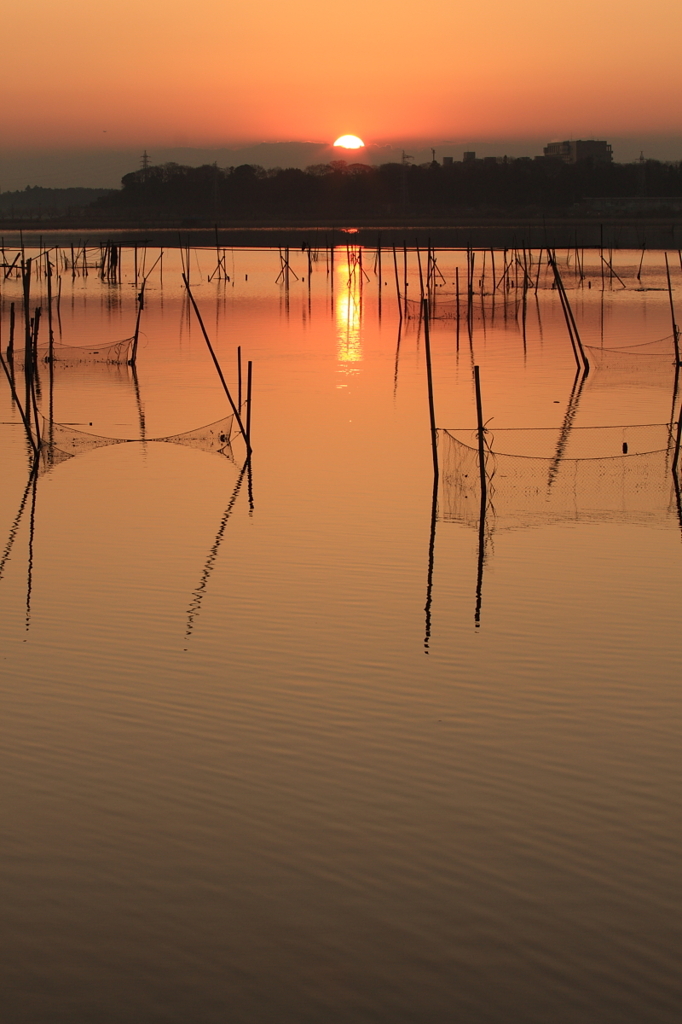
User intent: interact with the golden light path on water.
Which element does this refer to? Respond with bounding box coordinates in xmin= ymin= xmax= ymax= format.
xmin=336 ymin=254 xmax=362 ymax=368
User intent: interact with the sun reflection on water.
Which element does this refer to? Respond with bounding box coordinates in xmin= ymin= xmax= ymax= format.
xmin=336 ymin=249 xmax=362 ymax=372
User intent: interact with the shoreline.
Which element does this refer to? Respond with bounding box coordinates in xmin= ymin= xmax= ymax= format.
xmin=2 ymin=217 xmax=681 ymax=249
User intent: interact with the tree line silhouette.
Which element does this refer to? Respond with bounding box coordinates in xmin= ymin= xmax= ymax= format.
xmin=87 ymin=157 xmax=682 ymax=222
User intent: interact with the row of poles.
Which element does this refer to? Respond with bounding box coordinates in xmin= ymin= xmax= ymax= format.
xmin=4 ymin=238 xmax=682 ymax=473
xmin=6 ymin=237 xmax=681 ymax=307
xmin=422 ymin=248 xmax=682 ymax=486
xmin=420 ymin=248 xmax=682 ymax=638
xmin=0 ymin=246 xmax=254 ymax=469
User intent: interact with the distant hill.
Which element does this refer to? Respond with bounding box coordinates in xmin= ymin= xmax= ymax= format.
xmin=0 ymin=186 xmax=113 ymax=218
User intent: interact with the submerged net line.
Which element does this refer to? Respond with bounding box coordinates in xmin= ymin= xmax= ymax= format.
xmin=443 ymin=423 xmax=674 ymax=460
xmin=585 ymin=332 xmax=675 ymax=352
xmin=38 ymin=413 xmax=236 ymax=464
xmin=439 ymin=425 xmax=679 ymax=530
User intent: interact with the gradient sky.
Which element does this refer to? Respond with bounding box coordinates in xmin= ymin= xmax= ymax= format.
xmin=4 ymin=0 xmax=681 ymax=151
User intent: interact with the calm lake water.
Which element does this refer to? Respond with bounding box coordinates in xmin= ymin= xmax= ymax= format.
xmin=1 ymin=245 xmax=681 ymax=1023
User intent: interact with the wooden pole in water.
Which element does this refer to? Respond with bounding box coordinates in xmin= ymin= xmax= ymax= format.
xmin=392 ymin=246 xmax=402 ymax=319
xmin=534 ymin=248 xmax=544 ymax=294
xmin=130 ymin=282 xmax=145 ymax=366
xmin=246 ymin=360 xmax=253 ymax=451
xmin=182 ymin=274 xmax=250 ymax=453
xmin=237 ymin=345 xmax=243 ymax=409
xmin=7 ymin=302 xmax=15 ymax=360
xmin=214 ymin=225 xmax=222 ymax=280
xmin=672 ymin=409 xmax=682 ymax=480
xmin=0 ymin=349 xmax=36 ymax=453
xmin=31 ymin=307 xmax=41 ymax=370
xmin=22 ymin=258 xmax=33 ymax=436
xmin=422 ymin=298 xmax=438 ymax=480
xmin=664 ymin=253 xmax=681 ymax=365
xmin=45 ymin=252 xmax=54 ymax=362
xmin=548 ymin=251 xmax=589 ymax=372
xmin=474 ymin=364 xmax=488 ymax=628
xmin=416 ymin=244 xmax=425 ymax=301
xmin=468 ymin=252 xmax=475 ymax=333
xmin=474 ymin=364 xmax=487 ymax=506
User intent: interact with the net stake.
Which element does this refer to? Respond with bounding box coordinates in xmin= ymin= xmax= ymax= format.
xmin=664 ymin=253 xmax=681 ymax=365
xmin=474 ymin=365 xmax=487 ymax=507
xmin=182 ymin=274 xmax=251 ymax=454
xmin=423 ymin=299 xmax=438 ymax=480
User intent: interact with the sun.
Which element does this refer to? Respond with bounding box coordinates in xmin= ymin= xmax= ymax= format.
xmin=334 ymin=135 xmax=365 ymax=149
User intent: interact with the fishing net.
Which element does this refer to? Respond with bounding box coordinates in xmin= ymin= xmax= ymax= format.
xmin=37 ymin=441 xmax=75 ymax=475
xmin=152 ymin=416 xmax=236 ymax=454
xmin=405 ymin=296 xmax=457 ymax=319
xmin=38 ymin=336 xmax=135 ymax=365
xmin=38 ymin=413 xmax=236 ymax=463
xmin=404 ymin=295 xmax=526 ymax=321
xmin=11 ymin=336 xmax=135 ymax=367
xmin=439 ymin=424 xmax=679 ymax=531
xmin=584 ymin=334 xmax=679 ymax=375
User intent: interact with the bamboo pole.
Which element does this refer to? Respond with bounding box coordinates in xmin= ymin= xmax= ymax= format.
xmin=392 ymin=246 xmax=402 ymax=319
xmin=474 ymin=364 xmax=488 ymax=627
xmin=22 ymin=258 xmax=33 ymax=436
xmin=672 ymin=410 xmax=682 ymax=480
xmin=182 ymin=274 xmax=250 ymax=453
xmin=416 ymin=244 xmax=425 ymax=301
xmin=45 ymin=252 xmax=54 ymax=362
xmin=664 ymin=253 xmax=681 ymax=365
xmin=548 ymin=251 xmax=589 ymax=372
xmin=473 ymin=364 xmax=487 ymax=508
xmin=129 ymin=282 xmax=145 ymax=366
xmin=422 ymin=298 xmax=438 ymax=480
xmin=0 ymin=350 xmax=36 ymax=454
xmin=534 ymin=248 xmax=544 ymax=294
xmin=423 ymin=472 xmax=438 ymax=654
xmin=246 ymin=360 xmax=253 ymax=451
xmin=7 ymin=302 xmax=15 ymax=360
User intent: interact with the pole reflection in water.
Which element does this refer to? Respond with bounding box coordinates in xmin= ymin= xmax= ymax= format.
xmin=185 ymin=460 xmax=248 ymax=640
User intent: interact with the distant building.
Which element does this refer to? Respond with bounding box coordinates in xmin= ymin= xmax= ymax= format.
xmin=543 ymin=140 xmax=613 ymax=164
xmin=442 ymin=156 xmax=454 ymax=166
xmin=463 ymin=151 xmax=476 ymax=163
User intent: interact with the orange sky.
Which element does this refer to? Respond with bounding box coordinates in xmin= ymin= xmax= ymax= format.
xmin=3 ymin=0 xmax=681 ymax=149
